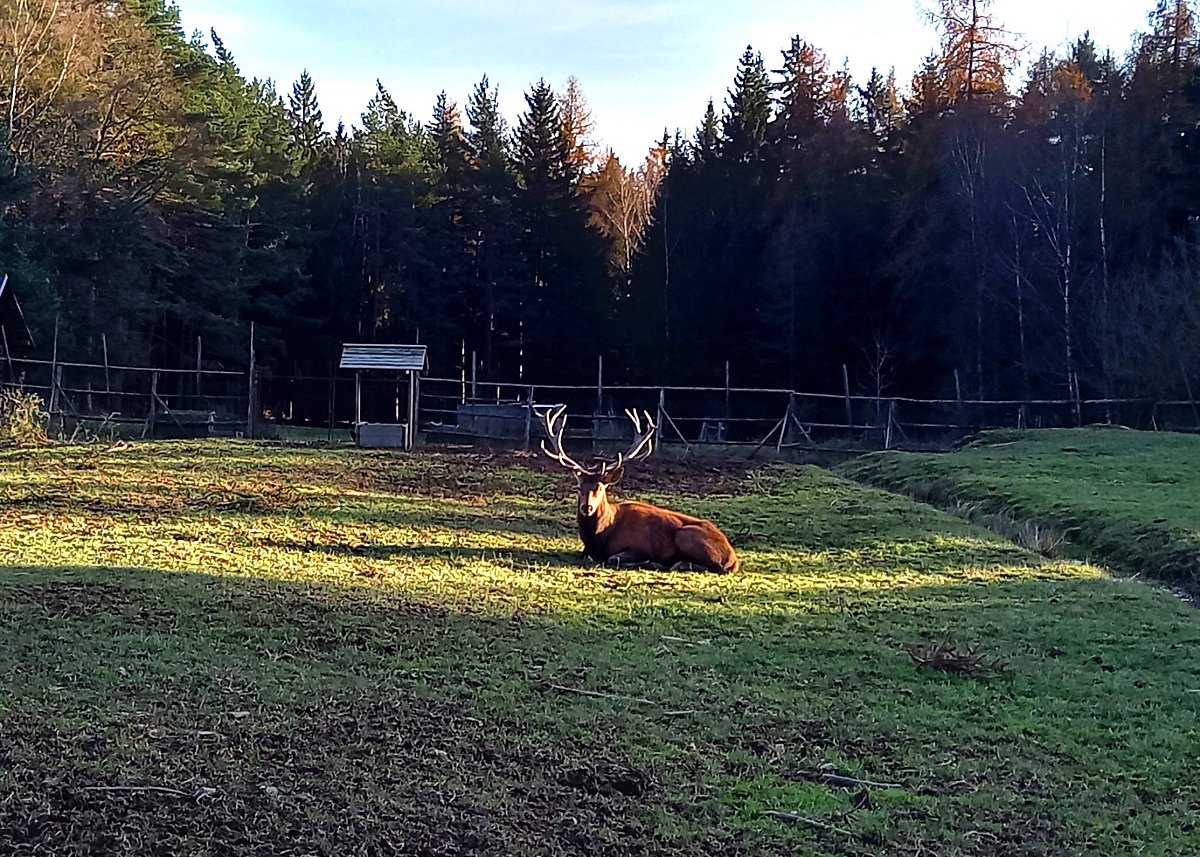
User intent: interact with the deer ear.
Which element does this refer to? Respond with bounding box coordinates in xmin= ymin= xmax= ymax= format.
xmin=601 ymin=466 xmax=624 ymax=485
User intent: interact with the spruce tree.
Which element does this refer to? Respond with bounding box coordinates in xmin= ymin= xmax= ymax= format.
xmin=722 ymin=46 xmax=771 ymax=162
xmin=287 ymin=70 xmax=328 ymax=162
xmin=466 ymin=75 xmax=520 ymax=378
xmin=694 ymin=99 xmax=720 ymax=162
xmin=514 ymin=78 xmax=603 ymax=381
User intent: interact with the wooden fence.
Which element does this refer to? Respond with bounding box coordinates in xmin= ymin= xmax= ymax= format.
xmin=406 ymin=376 xmax=1200 ymax=452
xmin=1 ymin=355 xmax=250 ymax=438
xmin=5 ymin=351 xmax=1199 ymax=449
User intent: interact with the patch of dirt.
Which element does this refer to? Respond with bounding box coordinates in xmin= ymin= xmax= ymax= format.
xmin=559 ymin=761 xmax=651 ymax=797
xmin=954 ymin=808 xmax=1065 ymax=857
xmin=320 ymin=452 xmax=544 ymax=501
xmin=325 ymin=449 xmax=763 ymax=503
xmin=0 ymin=697 xmax=747 ymax=856
xmin=512 ymin=451 xmax=762 ymax=496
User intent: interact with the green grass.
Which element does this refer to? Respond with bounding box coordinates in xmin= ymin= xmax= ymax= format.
xmin=1 ymin=440 xmax=1198 ymax=855
xmin=841 ymin=428 xmax=1200 ymax=592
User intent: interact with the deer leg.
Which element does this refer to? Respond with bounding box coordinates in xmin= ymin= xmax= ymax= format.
xmin=606 ymin=550 xmax=664 ymax=570
xmin=673 ymin=525 xmax=736 ymax=574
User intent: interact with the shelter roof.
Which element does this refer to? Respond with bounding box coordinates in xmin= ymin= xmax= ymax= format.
xmin=339 ymin=343 xmax=428 ymax=371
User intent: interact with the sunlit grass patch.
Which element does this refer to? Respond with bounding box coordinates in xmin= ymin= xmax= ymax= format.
xmin=1 ymin=439 xmax=1197 ymax=855
xmin=841 ymin=427 xmax=1200 ymax=593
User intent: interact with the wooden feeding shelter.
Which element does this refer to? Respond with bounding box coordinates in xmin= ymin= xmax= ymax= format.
xmin=339 ymin=343 xmax=428 ymax=450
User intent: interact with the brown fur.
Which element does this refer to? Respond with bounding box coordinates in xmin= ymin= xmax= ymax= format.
xmin=573 ymin=473 xmax=739 ymax=574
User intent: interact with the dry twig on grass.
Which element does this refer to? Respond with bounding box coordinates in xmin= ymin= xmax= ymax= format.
xmin=909 ymin=640 xmax=1007 ymax=677
xmin=546 ymin=682 xmax=695 ymax=715
xmin=815 ymin=772 xmax=904 ymax=790
xmin=765 ymin=811 xmax=856 ymax=838
xmin=82 ymin=785 xmax=219 ymax=800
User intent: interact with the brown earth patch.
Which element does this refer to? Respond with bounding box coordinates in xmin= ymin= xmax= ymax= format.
xmin=318 ymin=449 xmax=763 ymax=503
xmin=509 ymin=450 xmax=762 ymax=496
xmin=0 ymin=698 xmax=750 ymax=856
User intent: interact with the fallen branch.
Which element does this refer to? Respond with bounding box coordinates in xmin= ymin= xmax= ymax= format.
xmin=548 ymin=682 xmax=657 ymax=705
xmin=661 ymin=634 xmax=711 ymax=646
xmin=81 ymin=785 xmax=190 ymax=798
xmin=816 ymin=772 xmax=903 ymax=790
xmin=765 ymin=811 xmax=856 ymax=838
xmin=547 ymin=682 xmax=694 ymax=715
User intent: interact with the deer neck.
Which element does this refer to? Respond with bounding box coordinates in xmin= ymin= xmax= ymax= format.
xmin=577 ymin=496 xmax=617 ymax=555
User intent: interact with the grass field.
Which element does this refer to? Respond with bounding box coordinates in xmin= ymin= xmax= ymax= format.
xmin=1 ymin=439 xmax=1198 ymax=855
xmin=841 ymin=428 xmax=1200 ymax=595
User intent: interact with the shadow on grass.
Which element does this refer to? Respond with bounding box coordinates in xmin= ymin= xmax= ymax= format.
xmin=257 ymin=537 xmax=583 ymax=567
xmin=2 ymin=564 xmax=1199 ymax=856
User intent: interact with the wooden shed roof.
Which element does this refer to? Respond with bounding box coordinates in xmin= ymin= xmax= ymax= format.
xmin=339 ymin=343 xmax=428 ymax=372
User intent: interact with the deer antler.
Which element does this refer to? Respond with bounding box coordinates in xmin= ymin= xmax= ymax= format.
xmin=602 ymin=408 xmax=656 ymax=475
xmin=540 ymin=405 xmax=593 ymax=473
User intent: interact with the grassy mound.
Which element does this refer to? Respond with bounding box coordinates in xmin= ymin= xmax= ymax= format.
xmin=841 ymin=428 xmax=1200 ymax=593
xmin=1 ymin=440 xmax=1198 ymax=855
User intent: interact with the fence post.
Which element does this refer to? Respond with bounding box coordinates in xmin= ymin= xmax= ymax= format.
xmin=327 ymin=360 xmax=336 ymax=442
xmin=1180 ymin=361 xmax=1200 ymax=429
xmin=413 ymin=374 xmax=421 ymax=445
xmin=354 ymin=371 xmax=362 ymax=428
xmin=596 ymin=354 xmax=603 ymax=415
xmin=884 ymin=399 xmax=896 ymax=450
xmin=406 ymin=371 xmax=417 ymax=450
xmin=195 ymin=334 xmax=202 ymax=405
xmin=842 ymin=364 xmax=852 ymax=434
xmin=470 ymin=350 xmax=477 ymax=401
xmin=246 ymin=322 xmax=256 ymax=439
xmin=147 ymin=371 xmax=159 ymax=439
xmin=101 ymin=333 xmax=111 ymax=411
xmin=1 ymin=325 xmax=12 ymax=381
xmin=724 ymin=360 xmax=731 ymax=428
xmin=524 ymin=385 xmax=535 ymax=450
xmin=48 ymin=317 xmax=59 ymax=415
xmin=656 ymin=388 xmax=665 ymax=444
xmin=954 ymin=367 xmax=965 ymax=429
xmin=778 ymin=392 xmax=793 ymax=453
xmin=52 ymin=365 xmax=65 ymax=437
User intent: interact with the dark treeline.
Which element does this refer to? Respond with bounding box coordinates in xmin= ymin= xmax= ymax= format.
xmin=3 ymin=0 xmax=1200 ymax=400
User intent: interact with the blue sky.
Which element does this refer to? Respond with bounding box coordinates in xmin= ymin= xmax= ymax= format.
xmin=176 ymin=1 xmax=1153 ymax=163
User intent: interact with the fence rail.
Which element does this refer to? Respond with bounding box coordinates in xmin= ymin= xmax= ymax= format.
xmin=2 ymin=355 xmax=251 ymax=438
xmin=411 ymin=376 xmax=1200 ymax=453
xmin=5 ymin=354 xmax=1199 ymax=450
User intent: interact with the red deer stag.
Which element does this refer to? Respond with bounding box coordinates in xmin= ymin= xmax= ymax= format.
xmin=541 ymin=405 xmax=739 ymax=574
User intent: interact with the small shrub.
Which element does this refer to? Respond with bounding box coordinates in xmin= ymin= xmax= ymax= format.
xmin=0 ymin=386 xmax=50 ymax=446
xmin=1012 ymin=520 xmax=1068 ymax=557
xmin=906 ymin=477 xmax=954 ymax=506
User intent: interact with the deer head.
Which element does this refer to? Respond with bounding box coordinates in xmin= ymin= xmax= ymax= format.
xmin=541 ymin=405 xmax=656 ymax=517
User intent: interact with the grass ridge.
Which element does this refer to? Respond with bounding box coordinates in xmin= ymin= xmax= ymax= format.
xmin=839 ymin=428 xmax=1200 ymax=596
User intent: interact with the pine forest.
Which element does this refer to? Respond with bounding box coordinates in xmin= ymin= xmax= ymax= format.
xmin=4 ymin=0 xmax=1200 ymax=403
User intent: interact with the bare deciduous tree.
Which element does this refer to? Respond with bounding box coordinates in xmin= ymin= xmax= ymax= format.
xmin=582 ymin=143 xmax=665 ymax=278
